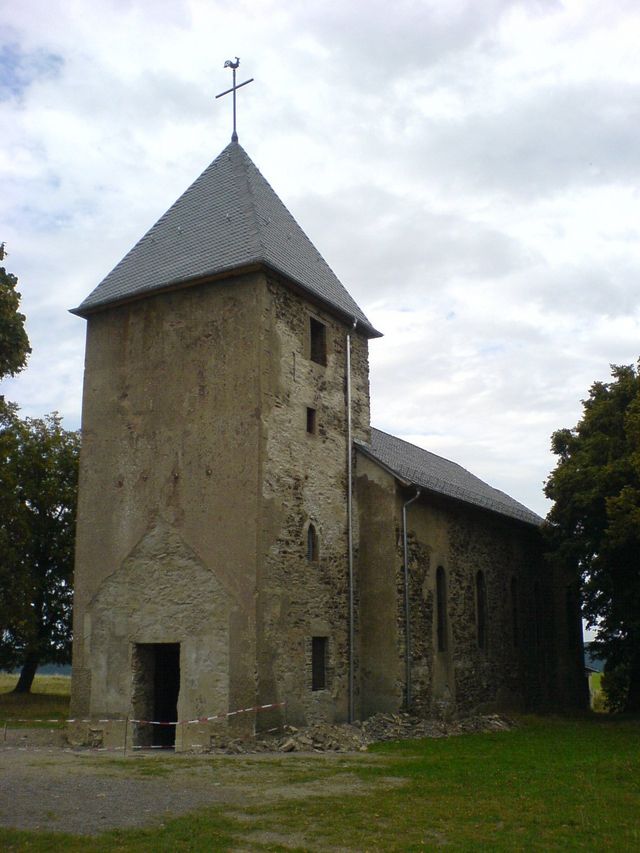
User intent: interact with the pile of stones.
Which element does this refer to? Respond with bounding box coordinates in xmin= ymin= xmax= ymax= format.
xmin=207 ymin=712 xmax=515 ymax=755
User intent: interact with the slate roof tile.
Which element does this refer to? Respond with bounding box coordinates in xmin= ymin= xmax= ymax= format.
xmin=72 ymin=142 xmax=380 ymax=337
xmin=357 ymin=428 xmax=543 ymax=526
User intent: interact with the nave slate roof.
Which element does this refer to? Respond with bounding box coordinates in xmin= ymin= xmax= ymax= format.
xmin=72 ymin=142 xmax=380 ymax=337
xmin=356 ymin=428 xmax=543 ymax=527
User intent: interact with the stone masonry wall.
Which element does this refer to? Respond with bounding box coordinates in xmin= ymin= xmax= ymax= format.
xmin=407 ymin=499 xmax=545 ymax=716
xmin=356 ymin=457 xmax=581 ymax=719
xmin=256 ymin=277 xmax=371 ymax=726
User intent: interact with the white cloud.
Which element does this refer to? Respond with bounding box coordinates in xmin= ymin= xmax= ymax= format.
xmin=2 ymin=0 xmax=640 ymax=518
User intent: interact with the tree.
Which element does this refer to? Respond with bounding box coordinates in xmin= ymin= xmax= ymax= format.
xmin=0 ymin=409 xmax=80 ymax=692
xmin=545 ymin=362 xmax=640 ymax=712
xmin=0 ymin=244 xmax=31 ymax=383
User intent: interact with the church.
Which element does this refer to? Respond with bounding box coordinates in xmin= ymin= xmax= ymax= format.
xmin=69 ymin=116 xmax=585 ymax=749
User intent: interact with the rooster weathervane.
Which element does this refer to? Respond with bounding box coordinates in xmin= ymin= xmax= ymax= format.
xmin=215 ymin=57 xmax=254 ymax=142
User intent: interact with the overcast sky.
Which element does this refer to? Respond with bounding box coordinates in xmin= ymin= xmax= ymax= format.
xmin=2 ymin=0 xmax=640 ymax=517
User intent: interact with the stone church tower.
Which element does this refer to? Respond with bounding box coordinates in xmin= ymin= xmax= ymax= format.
xmin=69 ymin=140 xmax=380 ymax=748
xmin=70 ymin=137 xmax=586 ymax=750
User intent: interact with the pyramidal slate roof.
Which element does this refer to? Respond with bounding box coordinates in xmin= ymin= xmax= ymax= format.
xmin=72 ymin=142 xmax=380 ymax=336
xmin=356 ymin=428 xmax=543 ymax=527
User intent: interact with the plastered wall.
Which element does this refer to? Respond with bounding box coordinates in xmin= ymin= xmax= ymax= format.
xmin=71 ymin=274 xmax=265 ymax=734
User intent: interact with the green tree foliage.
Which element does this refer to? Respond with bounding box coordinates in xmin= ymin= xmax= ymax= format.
xmin=545 ymin=362 xmax=640 ymax=712
xmin=0 ymin=245 xmax=31 ymax=382
xmin=0 ymin=409 xmax=80 ymax=693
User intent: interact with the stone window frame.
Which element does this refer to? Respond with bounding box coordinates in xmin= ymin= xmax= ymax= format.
xmin=436 ymin=565 xmax=448 ymax=653
xmin=475 ymin=570 xmax=488 ymax=652
xmin=308 ymin=315 xmax=328 ymax=366
xmin=306 ymin=406 xmax=317 ymax=435
xmin=533 ymin=580 xmax=543 ymax=651
xmin=510 ymin=575 xmax=519 ymax=648
xmin=305 ymin=520 xmax=320 ymax=563
xmin=310 ymin=635 xmax=329 ymax=691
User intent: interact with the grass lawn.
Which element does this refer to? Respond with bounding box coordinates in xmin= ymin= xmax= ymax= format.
xmin=0 ymin=673 xmax=71 ymax=726
xmin=1 ymin=713 xmax=639 ymax=851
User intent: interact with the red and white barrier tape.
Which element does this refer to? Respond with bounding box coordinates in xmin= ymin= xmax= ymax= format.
xmin=2 ymin=700 xmax=286 ymax=726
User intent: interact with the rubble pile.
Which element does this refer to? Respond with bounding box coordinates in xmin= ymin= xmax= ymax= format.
xmin=207 ymin=712 xmax=515 ymax=755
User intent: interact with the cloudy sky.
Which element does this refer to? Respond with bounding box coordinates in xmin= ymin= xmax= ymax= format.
xmin=2 ymin=0 xmax=640 ymax=517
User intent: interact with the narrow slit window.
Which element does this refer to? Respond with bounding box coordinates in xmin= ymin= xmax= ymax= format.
xmin=306 ymin=523 xmax=319 ymax=562
xmin=436 ymin=566 xmax=448 ymax=652
xmin=309 ymin=317 xmax=327 ymax=366
xmin=312 ymin=636 xmax=327 ymax=690
xmin=511 ymin=576 xmax=519 ymax=647
xmin=533 ymin=580 xmax=543 ymax=649
xmin=476 ymin=570 xmax=487 ymax=651
xmin=306 ymin=407 xmax=316 ymax=434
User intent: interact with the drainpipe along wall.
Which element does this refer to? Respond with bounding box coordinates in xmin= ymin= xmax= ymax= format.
xmin=402 ymin=487 xmax=421 ymax=710
xmin=346 ymin=318 xmax=357 ymax=723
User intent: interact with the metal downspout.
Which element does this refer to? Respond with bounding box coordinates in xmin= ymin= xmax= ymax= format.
xmin=347 ymin=318 xmax=357 ymax=723
xmin=402 ymin=487 xmax=421 ymax=710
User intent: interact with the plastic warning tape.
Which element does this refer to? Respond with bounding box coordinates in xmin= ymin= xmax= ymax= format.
xmin=3 ymin=701 xmax=286 ymax=726
xmin=131 ymin=701 xmax=286 ymax=727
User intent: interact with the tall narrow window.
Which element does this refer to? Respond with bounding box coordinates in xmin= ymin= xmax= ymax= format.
xmin=533 ymin=581 xmax=543 ymax=650
xmin=312 ymin=637 xmax=327 ymax=690
xmin=309 ymin=317 xmax=327 ymax=366
xmin=476 ymin=570 xmax=487 ymax=651
xmin=306 ymin=523 xmax=319 ymax=562
xmin=511 ymin=576 xmax=519 ymax=647
xmin=306 ymin=407 xmax=317 ymax=434
xmin=436 ymin=566 xmax=448 ymax=652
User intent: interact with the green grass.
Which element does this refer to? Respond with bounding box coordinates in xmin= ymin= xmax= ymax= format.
xmin=1 ymin=714 xmax=639 ymax=851
xmin=229 ymin=715 xmax=640 ymax=851
xmin=589 ymin=672 xmax=608 ymax=712
xmin=0 ymin=673 xmax=71 ymax=727
xmin=590 ymin=672 xmax=603 ymax=691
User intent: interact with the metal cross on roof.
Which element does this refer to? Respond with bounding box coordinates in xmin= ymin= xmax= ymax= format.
xmin=215 ymin=57 xmax=254 ymax=143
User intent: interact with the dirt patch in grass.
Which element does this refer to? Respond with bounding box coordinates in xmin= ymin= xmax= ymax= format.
xmin=3 ymin=715 xmax=637 ymax=851
xmin=0 ymin=744 xmax=394 ymax=836
xmin=0 ymin=711 xmax=513 ymax=841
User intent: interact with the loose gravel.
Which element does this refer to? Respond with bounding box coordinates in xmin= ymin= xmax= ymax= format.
xmin=0 ymin=713 xmax=514 ymax=836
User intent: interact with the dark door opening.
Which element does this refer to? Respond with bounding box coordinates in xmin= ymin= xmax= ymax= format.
xmin=132 ymin=642 xmax=181 ymax=748
xmin=152 ymin=643 xmax=180 ymax=747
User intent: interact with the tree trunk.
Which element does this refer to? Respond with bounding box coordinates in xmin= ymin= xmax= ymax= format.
xmin=12 ymin=654 xmax=39 ymax=693
xmin=624 ymin=651 xmax=640 ymax=713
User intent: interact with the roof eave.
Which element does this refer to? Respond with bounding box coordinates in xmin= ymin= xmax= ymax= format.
xmin=70 ymin=261 xmax=383 ymax=338
xmin=69 ymin=261 xmax=264 ymax=318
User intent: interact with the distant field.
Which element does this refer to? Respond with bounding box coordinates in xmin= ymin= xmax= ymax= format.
xmin=0 ymin=673 xmax=71 ymax=725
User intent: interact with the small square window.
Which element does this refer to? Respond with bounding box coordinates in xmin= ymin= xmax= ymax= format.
xmin=309 ymin=317 xmax=327 ymax=366
xmin=306 ymin=407 xmax=316 ymax=434
xmin=312 ymin=636 xmax=327 ymax=691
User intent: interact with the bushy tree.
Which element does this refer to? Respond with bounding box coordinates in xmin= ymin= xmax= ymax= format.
xmin=545 ymin=362 xmax=640 ymax=712
xmin=0 ymin=409 xmax=80 ymax=692
xmin=0 ymin=244 xmax=31 ymax=383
